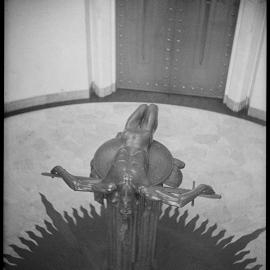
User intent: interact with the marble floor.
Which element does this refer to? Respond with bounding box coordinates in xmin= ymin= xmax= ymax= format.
xmin=4 ymin=102 xmax=266 ymax=269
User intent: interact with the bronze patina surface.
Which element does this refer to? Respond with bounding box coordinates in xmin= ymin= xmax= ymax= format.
xmin=92 ymin=138 xmax=174 ymax=186
xmin=42 ymin=104 xmax=221 ymax=270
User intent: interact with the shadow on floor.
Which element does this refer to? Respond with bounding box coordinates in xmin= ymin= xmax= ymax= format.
xmin=4 ymin=193 xmax=265 ymax=270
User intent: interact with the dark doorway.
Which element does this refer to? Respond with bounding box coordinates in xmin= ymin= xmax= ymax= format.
xmin=116 ymin=0 xmax=240 ymax=98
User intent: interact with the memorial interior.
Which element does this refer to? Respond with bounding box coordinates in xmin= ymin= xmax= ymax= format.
xmin=4 ymin=102 xmax=265 ymax=269
xmin=4 ymin=1 xmax=266 ymax=269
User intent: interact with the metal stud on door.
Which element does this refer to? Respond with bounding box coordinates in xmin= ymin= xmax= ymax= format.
xmin=169 ymin=0 xmax=240 ymax=98
xmin=116 ymin=0 xmax=239 ymax=98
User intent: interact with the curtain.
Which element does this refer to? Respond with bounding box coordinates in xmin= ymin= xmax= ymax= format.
xmin=224 ymin=0 xmax=266 ymax=116
xmin=85 ymin=0 xmax=116 ymax=97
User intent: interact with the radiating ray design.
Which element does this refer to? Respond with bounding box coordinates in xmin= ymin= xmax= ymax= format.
xmin=157 ymin=207 xmax=265 ymax=270
xmin=4 ymin=194 xmax=265 ymax=270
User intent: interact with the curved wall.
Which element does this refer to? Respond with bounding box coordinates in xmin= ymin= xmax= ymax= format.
xmin=4 ymin=0 xmax=266 ymax=121
xmin=4 ymin=0 xmax=89 ymax=103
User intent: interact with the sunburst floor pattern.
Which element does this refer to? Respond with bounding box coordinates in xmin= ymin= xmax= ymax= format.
xmin=4 ymin=102 xmax=266 ymax=269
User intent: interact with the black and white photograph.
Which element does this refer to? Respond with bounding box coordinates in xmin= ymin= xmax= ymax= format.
xmin=4 ymin=0 xmax=266 ymax=269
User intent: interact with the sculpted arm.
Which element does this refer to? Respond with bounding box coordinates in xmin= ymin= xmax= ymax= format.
xmin=42 ymin=166 xmax=102 ymax=192
xmin=139 ymin=184 xmax=221 ymax=208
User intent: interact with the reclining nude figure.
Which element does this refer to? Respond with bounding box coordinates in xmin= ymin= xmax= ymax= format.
xmin=42 ymin=104 xmax=221 ymax=215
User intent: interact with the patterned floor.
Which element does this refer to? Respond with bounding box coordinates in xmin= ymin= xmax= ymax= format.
xmin=4 ymin=102 xmax=266 ymax=269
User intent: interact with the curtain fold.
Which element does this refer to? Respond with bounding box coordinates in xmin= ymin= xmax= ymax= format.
xmin=85 ymin=0 xmax=116 ymax=98
xmin=224 ymin=0 xmax=266 ymax=114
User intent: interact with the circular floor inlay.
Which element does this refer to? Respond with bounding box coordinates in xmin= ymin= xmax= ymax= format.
xmin=4 ymin=102 xmax=266 ymax=269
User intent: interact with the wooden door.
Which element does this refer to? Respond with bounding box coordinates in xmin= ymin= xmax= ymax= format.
xmin=116 ymin=0 xmax=240 ymax=98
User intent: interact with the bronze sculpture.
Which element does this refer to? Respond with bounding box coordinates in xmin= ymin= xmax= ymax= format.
xmin=42 ymin=104 xmax=221 ymax=270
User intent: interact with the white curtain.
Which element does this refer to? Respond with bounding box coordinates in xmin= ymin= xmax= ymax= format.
xmin=224 ymin=0 xmax=266 ymax=117
xmin=85 ymin=0 xmax=116 ymax=97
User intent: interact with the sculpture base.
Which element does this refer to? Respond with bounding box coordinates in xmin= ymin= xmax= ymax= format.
xmin=105 ymin=197 xmax=161 ymax=270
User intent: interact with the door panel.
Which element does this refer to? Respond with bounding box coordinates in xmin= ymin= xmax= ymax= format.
xmin=117 ymin=0 xmax=171 ymax=92
xmin=116 ymin=0 xmax=239 ymax=98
